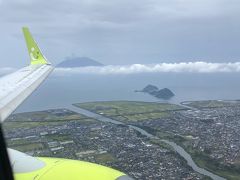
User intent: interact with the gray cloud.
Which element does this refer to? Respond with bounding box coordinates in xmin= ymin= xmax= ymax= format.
xmin=54 ymin=62 xmax=240 ymax=75
xmin=1 ymin=0 xmax=240 ymax=67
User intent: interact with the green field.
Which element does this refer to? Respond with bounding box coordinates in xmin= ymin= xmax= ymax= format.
xmin=3 ymin=121 xmax=66 ymax=130
xmin=74 ymin=101 xmax=185 ymax=122
xmin=7 ymin=109 xmax=88 ymax=122
xmin=12 ymin=143 xmax=44 ymax=152
xmin=3 ymin=109 xmax=97 ymax=131
xmin=94 ymin=153 xmax=116 ymax=164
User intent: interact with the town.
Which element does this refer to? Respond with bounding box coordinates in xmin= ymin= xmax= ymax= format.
xmin=3 ymin=100 xmax=240 ymax=179
xmin=3 ymin=108 xmax=203 ymax=180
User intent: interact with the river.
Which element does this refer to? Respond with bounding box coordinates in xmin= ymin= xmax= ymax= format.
xmin=67 ymin=105 xmax=225 ymax=180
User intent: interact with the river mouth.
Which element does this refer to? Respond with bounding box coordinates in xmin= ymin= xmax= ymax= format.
xmin=68 ymin=105 xmax=226 ymax=180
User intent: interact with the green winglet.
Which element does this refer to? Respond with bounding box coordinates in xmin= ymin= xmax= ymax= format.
xmin=22 ymin=27 xmax=48 ymax=65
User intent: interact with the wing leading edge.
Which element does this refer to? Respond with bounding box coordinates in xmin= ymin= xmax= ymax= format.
xmin=0 ymin=27 xmax=53 ymax=122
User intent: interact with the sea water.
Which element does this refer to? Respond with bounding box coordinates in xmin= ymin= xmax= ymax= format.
xmin=16 ymin=72 xmax=240 ymax=112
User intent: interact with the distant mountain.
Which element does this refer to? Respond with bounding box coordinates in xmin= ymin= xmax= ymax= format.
xmin=137 ymin=84 xmax=175 ymax=100
xmin=57 ymin=57 xmax=104 ymax=68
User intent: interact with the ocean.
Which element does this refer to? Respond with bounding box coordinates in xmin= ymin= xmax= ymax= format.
xmin=16 ymin=72 xmax=240 ymax=113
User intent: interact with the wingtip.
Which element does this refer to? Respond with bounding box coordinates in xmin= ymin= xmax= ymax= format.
xmin=22 ymin=27 xmax=29 ymax=32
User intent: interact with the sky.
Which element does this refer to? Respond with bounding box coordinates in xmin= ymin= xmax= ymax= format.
xmin=0 ymin=0 xmax=240 ymax=68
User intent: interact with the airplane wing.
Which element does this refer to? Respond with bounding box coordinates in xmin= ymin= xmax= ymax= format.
xmin=0 ymin=27 xmax=53 ymax=122
xmin=0 ymin=28 xmax=132 ymax=180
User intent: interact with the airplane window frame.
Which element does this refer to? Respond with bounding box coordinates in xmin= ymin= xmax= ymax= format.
xmin=0 ymin=123 xmax=14 ymax=180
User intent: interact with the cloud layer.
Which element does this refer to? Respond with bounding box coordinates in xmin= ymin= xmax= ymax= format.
xmin=54 ymin=62 xmax=240 ymax=75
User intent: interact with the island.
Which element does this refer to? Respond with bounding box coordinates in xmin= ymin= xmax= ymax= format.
xmin=137 ymin=84 xmax=175 ymax=100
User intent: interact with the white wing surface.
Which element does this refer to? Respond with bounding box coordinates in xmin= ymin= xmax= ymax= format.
xmin=0 ymin=27 xmax=53 ymax=122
